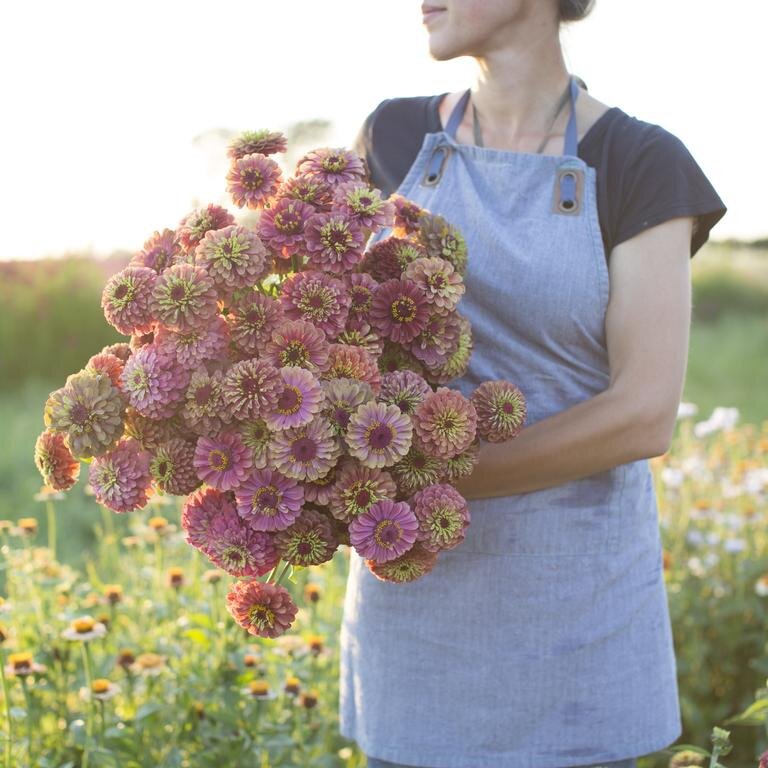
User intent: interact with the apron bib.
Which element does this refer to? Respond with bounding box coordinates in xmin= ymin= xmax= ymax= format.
xmin=339 ymin=75 xmax=682 ymax=768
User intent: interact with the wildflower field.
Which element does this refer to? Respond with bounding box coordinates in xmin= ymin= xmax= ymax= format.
xmin=1 ymin=242 xmax=767 ymax=767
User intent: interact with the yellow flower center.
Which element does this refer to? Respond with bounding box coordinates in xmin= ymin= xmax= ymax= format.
xmin=73 ymin=617 xmax=95 ymax=633
xmin=91 ymin=678 xmax=110 ymax=693
xmin=249 ymin=680 xmax=270 ymax=695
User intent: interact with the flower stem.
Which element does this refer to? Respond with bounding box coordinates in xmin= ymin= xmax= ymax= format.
xmin=0 ymin=650 xmax=13 ymax=768
xmin=19 ymin=676 xmax=33 ymax=767
xmin=80 ymin=643 xmax=95 ymax=768
xmin=45 ymin=499 xmax=57 ymax=561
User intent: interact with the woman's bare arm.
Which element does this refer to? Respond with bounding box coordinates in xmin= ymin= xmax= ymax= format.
xmin=454 ymin=215 xmax=694 ymax=500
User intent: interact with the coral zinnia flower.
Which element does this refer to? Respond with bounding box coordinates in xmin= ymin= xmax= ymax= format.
xmin=279 ymin=272 xmax=350 ymax=339
xmin=194 ymin=224 xmax=269 ymax=292
xmin=349 ymin=499 xmax=418 ymax=562
xmin=346 ymin=401 xmax=413 ymax=469
xmin=150 ymin=438 xmax=201 ymax=495
xmin=320 ymin=377 xmax=374 ymax=436
xmin=34 ymin=429 xmax=80 ymax=491
xmin=177 ymin=204 xmax=236 ymax=255
xmin=265 ymin=319 xmax=330 ymax=373
xmin=331 ymin=180 xmax=396 ymax=231
xmin=274 ymin=508 xmax=338 ymax=566
xmin=379 ymin=370 xmax=432 ymax=416
xmin=121 ymin=344 xmax=191 ymax=420
xmin=181 ymin=486 xmax=236 ymax=551
xmin=269 ymin=416 xmax=340 ymax=482
xmin=235 ymin=468 xmax=304 ymax=532
xmin=328 ymin=459 xmax=397 ymax=524
xmin=88 ymin=437 xmax=152 ymax=513
xmin=131 ymin=229 xmax=181 ymax=273
xmin=44 ymin=370 xmax=126 ymax=460
xmin=295 ymin=147 xmax=366 ymax=188
xmin=226 ymin=580 xmax=297 ymax=639
xmin=102 ymin=265 xmax=157 ymax=336
xmin=403 ymin=256 xmax=465 ymax=312
xmin=223 ymin=358 xmax=283 ymax=421
xmin=227 ymin=292 xmax=285 ymax=357
xmin=193 ymin=430 xmax=253 ymax=492
xmin=370 ymin=278 xmax=430 ymax=345
xmin=323 ymin=344 xmax=381 ymax=394
xmin=470 ymin=380 xmax=527 ymax=442
xmin=151 ymin=263 xmax=219 ymax=333
xmin=366 ymin=541 xmax=438 ymax=583
xmin=264 ymin=366 xmax=325 ymax=431
xmin=257 ymin=197 xmax=315 ymax=259
xmin=227 ymin=129 xmax=288 ymax=160
xmin=227 ymin=153 xmax=283 ymax=210
xmin=304 ymin=212 xmax=366 ymax=273
xmin=85 ymin=353 xmax=125 ymax=391
xmin=206 ymin=508 xmax=279 ymax=578
xmin=100 ymin=342 xmax=131 ymax=362
xmin=409 ymin=483 xmax=470 ymax=553
xmin=413 ymin=387 xmax=477 ymax=459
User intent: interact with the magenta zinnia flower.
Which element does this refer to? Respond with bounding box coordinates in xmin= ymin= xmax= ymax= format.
xmin=130 ymin=229 xmax=181 ymax=273
xmin=34 ymin=429 xmax=80 ymax=491
xmin=413 ymin=387 xmax=477 ymax=459
xmin=410 ymin=483 xmax=470 ymax=553
xmin=264 ymin=366 xmax=325 ymax=431
xmin=303 ymin=212 xmax=366 ymax=273
xmin=265 ymin=319 xmax=330 ymax=373
xmin=320 ymin=377 xmax=374 ymax=436
xmin=227 ymin=129 xmax=288 ymax=160
xmin=346 ymin=401 xmax=413 ymax=469
xmin=177 ymin=204 xmax=236 ymax=255
xmin=155 ymin=314 xmax=230 ymax=368
xmin=207 ymin=507 xmax=280 ymax=578
xmin=88 ymin=437 xmax=152 ymax=513
xmin=366 ymin=541 xmax=438 ymax=583
xmin=274 ymin=508 xmax=338 ymax=566
xmin=193 ymin=430 xmax=253 ymax=491
xmin=328 ymin=459 xmax=397 ymax=524
xmin=404 ymin=256 xmax=465 ymax=312
xmin=227 ymin=153 xmax=283 ymax=209
xmin=226 ymin=579 xmax=297 ymax=638
xmin=222 ymin=358 xmax=282 ymax=420
xmin=295 ymin=147 xmax=366 ymax=187
xmin=194 ymin=224 xmax=269 ymax=292
xmin=323 ymin=344 xmax=381 ymax=394
xmin=151 ymin=263 xmax=219 ymax=333
xmin=470 ymin=380 xmax=527 ymax=442
xmin=121 ymin=344 xmax=190 ymax=420
xmin=279 ymin=272 xmax=350 ymax=339
xmin=181 ymin=486 xmax=236 ymax=551
xmin=269 ymin=416 xmax=340 ymax=482
xmin=256 ymin=197 xmax=315 ymax=259
xmin=331 ymin=179 xmax=395 ymax=231
xmin=227 ymin=292 xmax=285 ymax=357
xmin=349 ymin=499 xmax=418 ymax=562
xmin=150 ymin=438 xmax=201 ymax=495
xmin=102 ymin=266 xmax=157 ymax=336
xmin=235 ymin=468 xmax=304 ymax=531
xmin=379 ymin=370 xmax=432 ymax=415
xmin=370 ymin=278 xmax=430 ymax=344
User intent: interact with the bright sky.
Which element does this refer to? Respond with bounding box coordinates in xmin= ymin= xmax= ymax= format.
xmin=0 ymin=0 xmax=759 ymax=260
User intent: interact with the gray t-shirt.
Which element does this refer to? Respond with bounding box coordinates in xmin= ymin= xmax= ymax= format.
xmin=352 ymin=94 xmax=727 ymax=261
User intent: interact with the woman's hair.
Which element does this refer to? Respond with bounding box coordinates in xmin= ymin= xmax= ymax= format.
xmin=559 ymin=0 xmax=596 ymax=22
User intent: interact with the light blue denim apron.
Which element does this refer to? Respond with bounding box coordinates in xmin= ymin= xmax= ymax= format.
xmin=339 ymin=75 xmax=682 ymax=768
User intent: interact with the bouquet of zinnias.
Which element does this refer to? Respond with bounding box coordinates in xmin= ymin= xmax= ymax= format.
xmin=34 ymin=128 xmax=526 ymax=638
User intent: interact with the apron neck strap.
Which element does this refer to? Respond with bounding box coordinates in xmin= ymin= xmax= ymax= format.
xmin=444 ymin=74 xmax=580 ymax=157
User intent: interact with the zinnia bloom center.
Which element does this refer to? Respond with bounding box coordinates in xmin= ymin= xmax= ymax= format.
xmin=366 ymin=422 xmax=395 ymax=450
xmin=334 ymin=407 xmax=351 ymax=428
xmin=351 ymin=288 xmax=371 ymax=311
xmin=321 ymin=223 xmax=350 ymax=253
xmin=374 ymin=519 xmax=402 ymax=548
xmin=245 ymin=309 xmax=267 ymax=327
xmin=322 ymin=155 xmax=345 ymax=172
xmin=209 ymin=449 xmax=230 ymax=471
xmin=391 ymin=296 xmax=416 ymax=323
xmin=170 ymin=284 xmax=187 ymax=302
xmin=242 ymin=168 xmax=265 ymax=190
xmin=255 ymin=486 xmax=279 ymax=512
xmin=291 ymin=437 xmax=318 ymax=462
xmin=114 ymin=283 xmax=130 ymax=300
xmin=354 ymin=488 xmax=371 ymax=507
xmin=277 ymin=386 xmax=302 ymax=415
xmin=249 ymin=603 xmax=275 ymax=629
xmin=428 ymin=273 xmax=446 ymax=290
xmin=502 ymin=401 xmax=515 ymax=414
xmin=282 ymin=341 xmax=308 ymax=366
xmin=275 ymin=210 xmax=301 ymax=233
xmin=70 ymin=402 xmax=90 ymax=426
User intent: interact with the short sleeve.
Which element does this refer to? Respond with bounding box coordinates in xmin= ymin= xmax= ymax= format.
xmin=614 ymin=126 xmax=727 ymax=258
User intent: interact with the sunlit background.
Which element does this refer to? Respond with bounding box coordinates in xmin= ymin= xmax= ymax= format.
xmin=0 ymin=0 xmax=760 ymax=260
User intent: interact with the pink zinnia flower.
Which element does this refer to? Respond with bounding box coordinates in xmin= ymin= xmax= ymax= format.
xmin=379 ymin=370 xmax=432 ymax=415
xmin=370 ymin=278 xmax=430 ymax=345
xmin=366 ymin=541 xmax=438 ymax=583
xmin=413 ymin=387 xmax=477 ymax=459
xmin=269 ymin=416 xmax=340 ymax=482
xmin=182 ymin=368 xmax=229 ymax=437
xmin=102 ymin=266 xmax=157 ymax=336
xmin=263 ymin=366 xmax=325 ymax=431
xmin=331 ymin=179 xmax=395 ymax=231
xmin=274 ymin=508 xmax=338 ymax=567
xmin=470 ymin=380 xmax=527 ymax=442
xmin=155 ymin=314 xmax=230 ymax=368
xmin=121 ymin=344 xmax=191 ymax=420
xmin=177 ymin=204 xmax=236 ymax=255
xmin=88 ymin=437 xmax=152 ymax=513
xmin=409 ymin=308 xmax=460 ymax=368
xmin=151 ymin=263 xmax=219 ymax=333
xmin=303 ymin=212 xmax=366 ymax=273
xmin=150 ymin=438 xmax=201 ymax=496
xmin=403 ymin=256 xmax=465 ymax=312
xmin=320 ymin=377 xmax=374 ymax=436
xmin=227 ymin=292 xmax=285 ymax=357
xmin=279 ymin=272 xmax=350 ymax=339
xmin=363 ymin=236 xmax=427 ymax=282
xmin=194 ymin=224 xmax=269 ymax=292
xmin=346 ymin=401 xmax=413 ymax=469
xmin=181 ymin=486 xmax=235 ymax=551
xmin=226 ymin=580 xmax=297 ymax=638
xmin=222 ymin=358 xmax=282 ymax=420
xmin=343 ymin=273 xmax=379 ymax=333
xmin=265 ymin=320 xmax=330 ymax=373
xmin=227 ymin=129 xmax=288 ymax=160
xmin=131 ymin=229 xmax=181 ymax=273
xmin=390 ymin=194 xmax=426 ymax=237
xmin=323 ymin=344 xmax=381 ymax=395
xmin=235 ymin=468 xmax=304 ymax=532
xmin=278 ymin=173 xmax=334 ymax=212
xmin=207 ymin=507 xmax=280 ymax=578
xmin=349 ymin=499 xmax=418 ymax=563
xmin=328 ymin=459 xmax=397 ymax=524
xmin=410 ymin=483 xmax=470 ymax=553
xmin=295 ymin=147 xmax=366 ymax=188
xmin=227 ymin=153 xmax=283 ymax=209
xmin=256 ymin=198 xmax=315 ymax=259
xmin=34 ymin=429 xmax=80 ymax=491
xmin=193 ymin=430 xmax=253 ymax=492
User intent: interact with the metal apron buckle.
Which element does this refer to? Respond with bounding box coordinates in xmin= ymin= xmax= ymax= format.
xmin=552 ymin=165 xmax=585 ymax=215
xmin=421 ymin=144 xmax=454 ymax=187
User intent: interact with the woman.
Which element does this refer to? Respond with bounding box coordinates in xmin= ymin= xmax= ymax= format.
xmin=339 ymin=1 xmax=727 ymax=767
